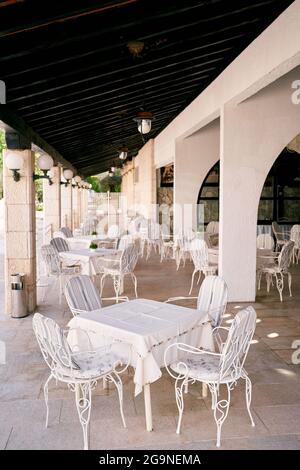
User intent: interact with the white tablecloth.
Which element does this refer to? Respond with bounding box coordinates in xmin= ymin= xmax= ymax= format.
xmin=67 ymin=299 xmax=214 ymax=396
xmin=60 ymin=248 xmax=118 ymax=275
xmin=68 ymin=235 xmax=108 ymax=250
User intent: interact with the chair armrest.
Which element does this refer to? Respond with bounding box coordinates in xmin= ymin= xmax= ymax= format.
xmin=165 ymin=296 xmax=198 ymax=303
xmin=175 ymin=342 xmax=221 ymax=356
xmin=258 ymin=254 xmax=279 ymax=259
xmin=211 ymin=325 xmax=230 ymax=335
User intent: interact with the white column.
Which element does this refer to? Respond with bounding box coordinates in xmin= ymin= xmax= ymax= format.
xmin=3 ymin=149 xmax=37 ymax=314
xmin=61 ymin=182 xmax=72 ymax=229
xmin=72 ymin=186 xmax=80 ymax=230
xmin=174 ymin=120 xmax=220 ymax=235
xmin=43 ymin=166 xmax=61 ymax=240
xmin=219 ymin=104 xmax=257 ymax=301
xmin=80 ymin=189 xmax=88 ymax=223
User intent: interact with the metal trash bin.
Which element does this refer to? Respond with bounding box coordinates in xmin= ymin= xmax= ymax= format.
xmin=11 ymin=273 xmax=28 ymax=318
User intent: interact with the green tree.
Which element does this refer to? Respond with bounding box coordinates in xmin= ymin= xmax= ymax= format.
xmin=87 ymin=169 xmax=122 ymax=193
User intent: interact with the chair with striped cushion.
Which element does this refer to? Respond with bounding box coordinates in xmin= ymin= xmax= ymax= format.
xmin=65 ymin=275 xmax=102 ymax=316
xmin=166 ymin=275 xmax=228 ymax=329
xmin=60 ymin=226 xmax=73 ymax=238
xmin=50 ymin=237 xmax=70 ymax=253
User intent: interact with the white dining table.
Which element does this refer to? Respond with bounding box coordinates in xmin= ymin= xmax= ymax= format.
xmin=67 ymin=235 xmax=111 ymax=250
xmin=59 ymin=248 xmax=119 ymax=275
xmin=67 ymin=298 xmax=214 ymax=431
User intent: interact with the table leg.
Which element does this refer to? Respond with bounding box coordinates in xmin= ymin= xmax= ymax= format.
xmin=144 ymin=384 xmax=153 ymax=432
xmin=202 ymin=382 xmax=208 ymax=398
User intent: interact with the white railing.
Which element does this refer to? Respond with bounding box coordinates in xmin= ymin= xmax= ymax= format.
xmin=43 ymin=223 xmax=53 ymax=245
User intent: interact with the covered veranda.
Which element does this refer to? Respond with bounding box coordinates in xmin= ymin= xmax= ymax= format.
xmin=0 ymin=0 xmax=300 ymax=451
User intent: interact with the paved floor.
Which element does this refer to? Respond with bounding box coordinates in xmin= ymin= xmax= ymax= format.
xmin=0 ymin=251 xmax=300 ymax=450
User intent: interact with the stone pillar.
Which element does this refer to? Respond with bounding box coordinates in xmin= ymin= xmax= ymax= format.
xmin=43 ymin=166 xmax=61 ymax=241
xmin=61 ymin=183 xmax=72 ymax=229
xmin=3 ymin=149 xmax=37 ymax=314
xmin=72 ymin=186 xmax=80 ymax=230
xmin=80 ymin=189 xmax=88 ymax=223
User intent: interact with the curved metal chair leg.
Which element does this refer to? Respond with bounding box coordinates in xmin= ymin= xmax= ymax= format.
xmin=275 ymin=272 xmax=283 ymax=302
xmin=44 ymin=374 xmax=53 ymax=428
xmin=189 ymin=269 xmax=197 ymax=295
xmin=75 ymin=382 xmax=92 ymax=451
xmin=175 ymin=378 xmax=186 ymax=434
xmin=213 ymin=383 xmax=231 ymax=447
xmin=100 ymin=274 xmax=106 ymax=296
xmin=108 ymin=372 xmax=126 ymax=428
xmin=287 ymin=272 xmax=292 ymax=297
xmin=113 ymin=276 xmax=121 ymax=303
xmin=242 ymin=373 xmax=255 ymax=427
xmin=257 ymin=270 xmax=262 ymax=290
xmin=131 ymin=273 xmax=138 ymax=298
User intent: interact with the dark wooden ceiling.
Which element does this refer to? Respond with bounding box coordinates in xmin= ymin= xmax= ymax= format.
xmin=0 ymin=0 xmax=294 ymax=175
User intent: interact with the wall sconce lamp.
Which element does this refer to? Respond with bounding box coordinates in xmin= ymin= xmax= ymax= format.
xmin=33 ymin=154 xmax=54 ymax=185
xmin=5 ymin=151 xmax=24 ymax=182
xmin=118 ymin=146 xmax=128 ymax=160
xmin=60 ymin=168 xmax=74 ymax=186
xmin=72 ymin=175 xmax=82 ymax=188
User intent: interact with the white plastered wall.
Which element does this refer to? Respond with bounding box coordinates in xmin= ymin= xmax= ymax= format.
xmin=219 ymin=66 xmax=300 ymax=301
xmin=174 ymin=119 xmax=220 ymax=234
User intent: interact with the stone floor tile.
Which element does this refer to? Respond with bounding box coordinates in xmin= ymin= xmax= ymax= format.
xmin=254 ymin=404 xmax=300 ymax=434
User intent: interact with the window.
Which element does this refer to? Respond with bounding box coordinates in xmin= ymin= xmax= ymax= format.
xmin=197 ymin=149 xmax=300 ymax=227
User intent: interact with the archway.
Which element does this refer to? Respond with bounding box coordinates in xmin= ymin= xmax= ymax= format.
xmin=197 ymin=148 xmax=300 ymax=230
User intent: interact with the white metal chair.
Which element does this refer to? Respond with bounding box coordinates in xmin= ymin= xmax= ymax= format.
xmin=166 ymin=275 xmax=228 ymax=330
xmin=50 ymin=237 xmax=70 ymax=253
xmin=41 ymin=245 xmax=81 ymax=304
xmin=164 ymin=306 xmax=256 ymax=447
xmin=146 ymin=221 xmax=161 ymax=260
xmin=290 ymin=224 xmax=300 ymax=263
xmin=206 ymin=221 xmax=219 ymax=235
xmin=33 ymin=312 xmax=128 ymax=450
xmin=206 ymin=221 xmax=219 ymax=248
xmin=65 ymin=275 xmax=103 ymax=316
xmin=272 ymin=221 xmax=289 ymax=251
xmin=173 ymin=231 xmax=195 ymax=270
xmin=256 ymin=233 xmax=274 ymax=250
xmin=107 ymin=224 xmax=120 ymax=238
xmin=117 ymin=234 xmax=133 ymax=251
xmin=257 ymin=240 xmax=294 ymax=301
xmin=189 ymin=239 xmax=217 ymax=295
xmin=100 ymin=243 xmax=139 ymax=301
xmin=60 ymin=226 xmax=73 ymax=238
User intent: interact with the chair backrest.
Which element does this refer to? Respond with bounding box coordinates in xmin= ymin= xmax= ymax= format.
xmin=65 ymin=275 xmax=102 ymax=316
xmin=290 ymin=225 xmax=300 ymax=246
xmin=53 ymin=230 xmax=67 ymax=239
xmin=33 ymin=312 xmax=75 ymax=374
xmin=272 ymin=221 xmax=285 ymax=241
xmin=152 ymin=222 xmax=161 ymax=240
xmin=219 ymin=306 xmax=256 ymax=382
xmin=107 ymin=224 xmax=119 ymax=238
xmin=60 ymin=227 xmax=73 ymax=238
xmin=50 ymin=237 xmax=69 ymax=253
xmin=190 ymin=238 xmax=209 ymax=269
xmin=256 ymin=233 xmax=274 ymax=250
xmin=278 ymin=240 xmax=294 ymax=271
xmin=120 ymin=243 xmax=139 ymax=274
xmin=118 ymin=234 xmax=133 ymax=251
xmin=206 ymin=221 xmax=219 ymax=235
xmin=197 ymin=275 xmax=228 ymax=327
xmin=41 ymin=244 xmax=61 ymax=275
